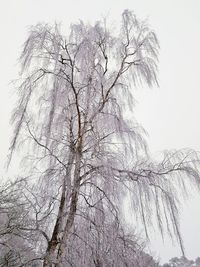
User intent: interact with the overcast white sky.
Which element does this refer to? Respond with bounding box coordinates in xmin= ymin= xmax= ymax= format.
xmin=0 ymin=0 xmax=200 ymax=264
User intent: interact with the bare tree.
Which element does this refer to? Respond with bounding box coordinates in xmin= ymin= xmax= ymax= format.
xmin=0 ymin=178 xmax=46 ymax=266
xmin=7 ymin=10 xmax=200 ymax=266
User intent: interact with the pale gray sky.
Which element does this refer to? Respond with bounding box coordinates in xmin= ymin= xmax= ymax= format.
xmin=0 ymin=0 xmax=200 ymax=263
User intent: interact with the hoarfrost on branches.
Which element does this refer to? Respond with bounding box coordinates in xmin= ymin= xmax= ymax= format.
xmin=2 ymin=10 xmax=200 ymax=266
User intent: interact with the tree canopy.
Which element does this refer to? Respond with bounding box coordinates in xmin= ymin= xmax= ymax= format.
xmin=1 ymin=10 xmax=200 ymax=266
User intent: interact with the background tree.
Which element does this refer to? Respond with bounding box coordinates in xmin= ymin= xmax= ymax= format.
xmin=0 ymin=179 xmax=46 ymax=266
xmin=6 ymin=9 xmax=200 ymax=266
xmin=162 ymin=256 xmax=200 ymax=267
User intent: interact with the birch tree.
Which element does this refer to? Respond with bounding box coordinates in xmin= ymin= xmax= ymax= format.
xmin=8 ymin=10 xmax=200 ymax=266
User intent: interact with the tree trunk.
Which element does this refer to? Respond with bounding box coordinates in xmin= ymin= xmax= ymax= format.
xmin=43 ymin=185 xmax=65 ymax=267
xmin=43 ymin=152 xmax=74 ymax=266
xmin=55 ymin=150 xmax=82 ymax=266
